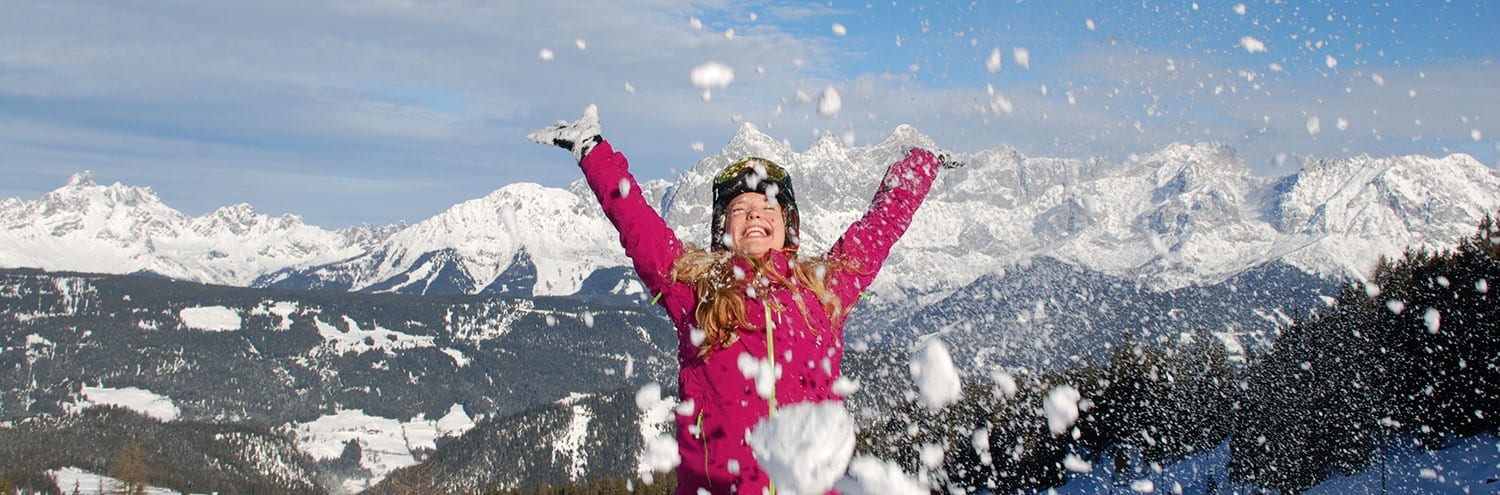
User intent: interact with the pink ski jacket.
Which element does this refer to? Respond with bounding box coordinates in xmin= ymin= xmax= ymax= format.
xmin=578 ymin=140 xmax=940 ymax=494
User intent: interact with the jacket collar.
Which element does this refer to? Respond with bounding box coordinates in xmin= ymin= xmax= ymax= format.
xmin=729 ymin=248 xmax=796 ymax=281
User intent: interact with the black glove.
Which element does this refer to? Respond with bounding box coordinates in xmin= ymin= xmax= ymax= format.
xmin=933 ymin=149 xmax=965 ymax=170
xmin=527 ymin=104 xmax=603 ymax=161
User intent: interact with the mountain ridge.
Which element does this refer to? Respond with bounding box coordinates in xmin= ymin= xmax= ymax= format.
xmin=3 ymin=127 xmax=1496 ymax=304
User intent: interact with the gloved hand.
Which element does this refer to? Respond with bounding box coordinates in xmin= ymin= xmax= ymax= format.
xmin=931 ymin=148 xmax=966 ymax=170
xmin=527 ymin=104 xmax=603 ymax=161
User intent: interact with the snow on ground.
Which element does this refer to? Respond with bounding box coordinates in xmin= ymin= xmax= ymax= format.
xmin=67 ymin=386 xmax=180 ymax=422
xmin=635 ymin=382 xmax=680 ymax=483
xmin=1309 ymin=433 xmax=1500 ymax=494
xmin=554 ymin=393 xmax=594 ymax=481
xmin=24 ymin=333 xmax=53 ymax=360
xmin=250 ymin=300 xmax=299 ymax=330
xmin=47 ymin=467 xmax=178 ymax=495
xmin=313 ymin=315 xmax=435 ymax=355
xmin=178 ymin=305 xmax=241 ymax=331
xmin=399 ymin=404 xmax=476 ymax=452
xmin=286 ymin=404 xmax=474 ymax=489
xmin=1054 ymin=434 xmax=1500 ymax=494
xmin=440 ymin=347 xmax=470 ymax=367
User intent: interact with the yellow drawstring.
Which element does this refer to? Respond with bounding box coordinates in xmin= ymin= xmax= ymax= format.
xmin=765 ymin=302 xmax=777 ymax=415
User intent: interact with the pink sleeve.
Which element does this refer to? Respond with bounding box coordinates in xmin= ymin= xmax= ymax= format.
xmin=826 ymin=148 xmax=941 ymax=306
xmin=578 ymin=140 xmax=691 ymax=312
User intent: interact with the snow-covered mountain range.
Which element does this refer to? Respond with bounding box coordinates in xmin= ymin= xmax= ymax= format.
xmin=3 ymin=124 xmax=1497 ymax=493
xmin=4 ymin=125 xmax=1497 ymax=305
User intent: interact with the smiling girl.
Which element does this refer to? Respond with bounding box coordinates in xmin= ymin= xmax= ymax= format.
xmin=529 ymin=105 xmax=953 ymax=494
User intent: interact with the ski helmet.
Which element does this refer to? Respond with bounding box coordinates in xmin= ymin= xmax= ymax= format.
xmin=710 ymin=157 xmax=799 ymax=251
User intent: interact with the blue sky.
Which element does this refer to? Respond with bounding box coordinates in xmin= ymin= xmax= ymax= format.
xmin=1 ymin=0 xmax=1495 ymax=228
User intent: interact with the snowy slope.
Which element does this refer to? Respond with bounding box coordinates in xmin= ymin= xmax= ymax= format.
xmin=1053 ymin=435 xmax=1500 ymax=495
xmin=3 ymin=129 xmax=1496 ymax=303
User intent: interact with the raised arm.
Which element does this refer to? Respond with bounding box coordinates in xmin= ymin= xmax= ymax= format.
xmin=576 ymin=140 xmax=686 ymax=294
xmin=528 ymin=106 xmax=685 ymax=301
xmin=826 ymin=148 xmax=944 ymax=305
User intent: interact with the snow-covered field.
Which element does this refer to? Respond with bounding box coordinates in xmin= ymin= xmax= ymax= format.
xmin=313 ymin=315 xmax=436 ymax=355
xmin=57 ymin=385 xmax=477 ymax=493
xmin=66 ymin=386 xmax=180 ymax=422
xmin=284 ymin=404 xmax=475 ymax=491
xmin=178 ymin=305 xmax=242 ymax=331
xmin=46 ymin=467 xmax=178 ymax=495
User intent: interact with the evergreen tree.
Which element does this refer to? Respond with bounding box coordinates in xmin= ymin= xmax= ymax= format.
xmin=1231 ymin=210 xmax=1500 ymax=492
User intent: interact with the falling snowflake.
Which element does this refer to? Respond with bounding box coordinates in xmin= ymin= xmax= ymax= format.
xmin=818 ymin=87 xmax=842 ymax=117
xmin=1013 ymin=47 xmax=1031 ymax=69
xmin=1240 ymin=36 xmax=1266 ymax=53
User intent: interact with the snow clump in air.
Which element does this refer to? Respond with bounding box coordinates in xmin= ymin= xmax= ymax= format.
xmin=1423 ymin=308 xmax=1441 ymax=334
xmin=635 ymin=382 xmax=662 ymax=411
xmin=910 ymin=338 xmax=962 ymax=410
xmin=1240 ymin=36 xmax=1266 ymax=53
xmin=818 ymin=87 xmax=842 ymax=117
xmin=831 ymin=23 xmax=847 ymax=36
xmin=1044 ymin=385 xmax=1082 ymax=436
xmin=636 ymin=382 xmax=680 ymax=481
xmin=1013 ymin=47 xmax=1031 ymax=69
xmin=738 ymin=351 xmax=779 ymax=400
xmin=835 ymin=456 xmax=927 ymax=495
xmin=641 ymin=434 xmax=680 ymax=483
xmin=538 ymin=48 xmax=555 ymax=61
xmin=748 ymin=401 xmax=856 ymax=495
xmin=832 ymin=376 xmax=860 ymax=397
xmin=987 ymin=48 xmax=1002 ymax=72
xmin=971 ymin=428 xmax=992 ymax=465
xmin=1064 ymin=453 xmax=1093 ymax=473
xmin=991 ymin=94 xmax=1014 ymax=115
xmin=992 ymin=370 xmax=1019 ymax=397
xmin=691 ymin=62 xmax=735 ymax=102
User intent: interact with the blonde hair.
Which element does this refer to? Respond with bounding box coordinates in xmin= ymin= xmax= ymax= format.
xmin=669 ymin=247 xmax=849 ymax=358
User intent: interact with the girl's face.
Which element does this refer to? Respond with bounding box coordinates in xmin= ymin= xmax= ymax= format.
xmin=725 ymin=192 xmax=786 ymax=256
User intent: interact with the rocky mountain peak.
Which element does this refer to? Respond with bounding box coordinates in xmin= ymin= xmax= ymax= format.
xmin=65 ymin=171 xmax=96 ymax=188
